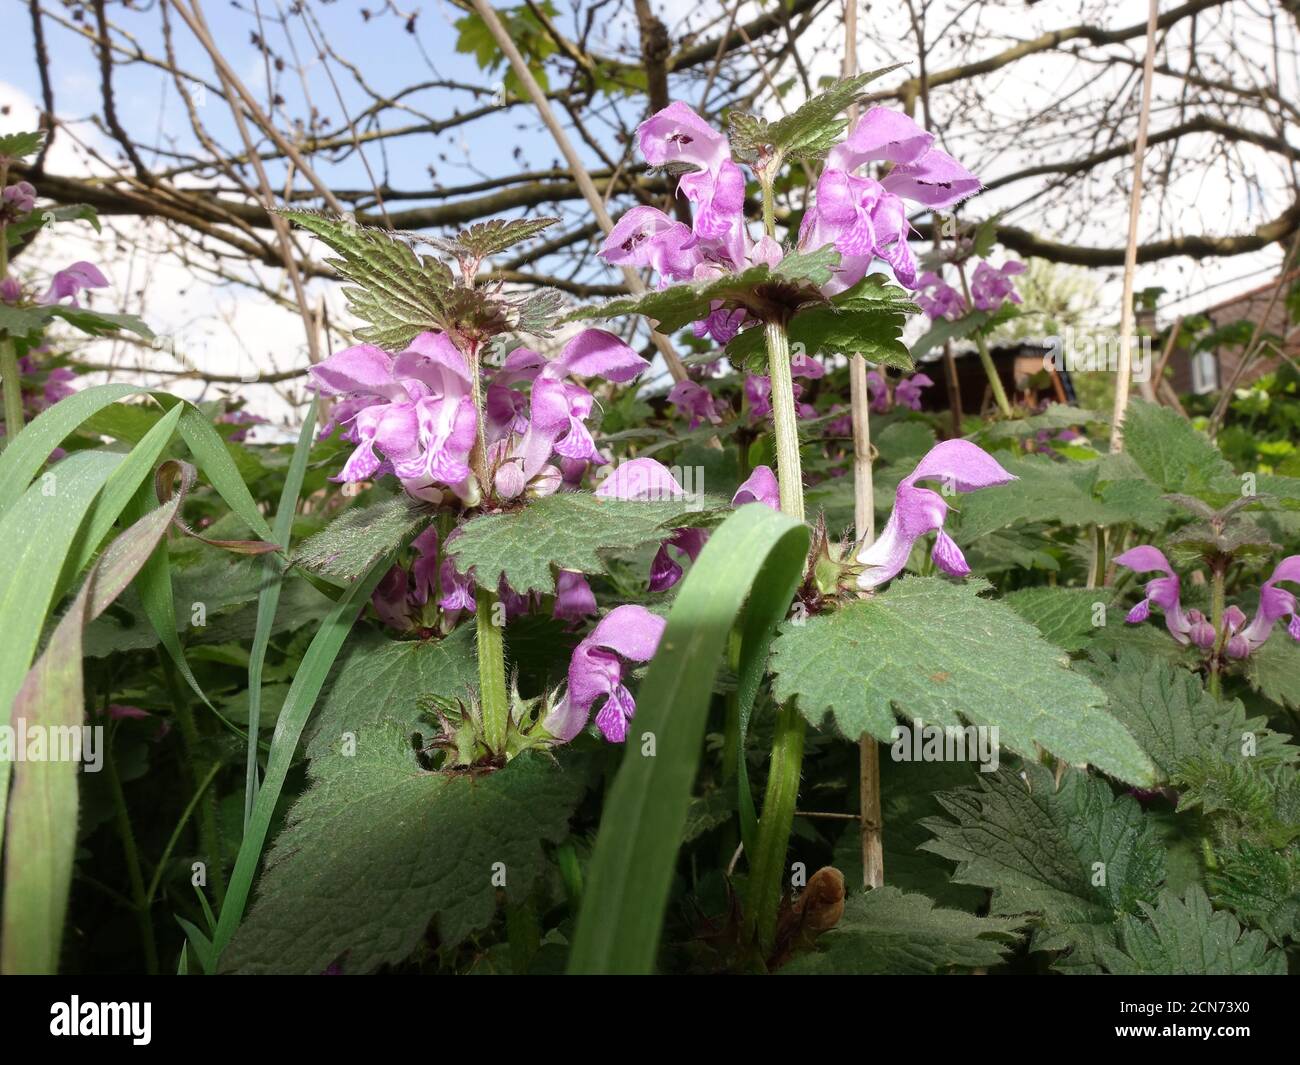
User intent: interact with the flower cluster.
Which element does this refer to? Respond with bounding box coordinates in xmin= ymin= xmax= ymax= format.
xmin=310 ymin=327 xmax=648 ymax=506
xmin=916 ymin=260 xmax=1024 ymax=321
xmin=599 ymin=103 xmax=979 ymax=333
xmin=866 ymin=369 xmax=933 ymax=413
xmin=1117 ymin=547 xmax=1300 ymax=659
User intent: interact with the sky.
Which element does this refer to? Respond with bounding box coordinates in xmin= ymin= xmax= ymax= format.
xmin=2 ymin=0 xmax=1293 ymax=428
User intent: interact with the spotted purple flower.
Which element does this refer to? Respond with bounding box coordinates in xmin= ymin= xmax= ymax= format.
xmin=542 ymin=604 xmax=667 ymax=743
xmin=1115 ymin=546 xmax=1196 ymax=644
xmin=856 ymin=440 xmax=1015 ymax=590
xmin=668 ymin=379 xmax=724 ymax=428
xmin=915 ymin=271 xmax=966 ymax=320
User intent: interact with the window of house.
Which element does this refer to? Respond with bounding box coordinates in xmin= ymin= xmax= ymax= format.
xmin=1190 ymin=347 xmax=1219 ymax=394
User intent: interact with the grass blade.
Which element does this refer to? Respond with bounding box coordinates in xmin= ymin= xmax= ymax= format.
xmin=568 ymin=504 xmax=809 ymax=974
xmin=245 ymin=399 xmax=318 ymax=827
xmin=1 ymin=499 xmax=178 ymax=972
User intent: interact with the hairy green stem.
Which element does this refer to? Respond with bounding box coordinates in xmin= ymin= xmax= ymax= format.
xmin=477 ymin=590 xmax=510 ymax=755
xmin=0 ymin=338 xmax=23 ymax=448
xmin=748 ymin=312 xmax=808 ymax=957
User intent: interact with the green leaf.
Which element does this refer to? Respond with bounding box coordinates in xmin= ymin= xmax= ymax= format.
xmin=1098 ymin=885 xmax=1286 ymax=975
xmin=451 ymin=216 xmax=559 ymax=259
xmin=568 ymin=248 xmax=838 ymax=334
xmin=977 ymin=403 xmax=1107 ymax=441
xmin=0 ymin=498 xmax=177 ymax=973
xmin=222 ymin=729 xmax=587 ymax=974
xmin=1247 ymin=634 xmax=1300 ymax=711
xmin=293 ymin=493 xmax=431 ymax=585
xmin=305 ymin=625 xmax=478 ymax=763
xmin=1079 ymin=649 xmax=1297 ymax=782
xmin=0 ymin=131 xmax=45 ymax=162
xmin=728 ymin=66 xmax=903 ymax=166
xmin=922 ymin=763 xmax=1166 ymax=971
xmin=0 ymin=449 xmax=123 ymax=825
xmin=0 ymin=302 xmax=152 ymax=343
xmin=213 ymin=554 xmax=396 ymax=959
xmin=908 ymin=309 xmax=995 ymax=359
xmin=770 ymin=577 xmax=1156 ymax=784
xmin=0 ymin=383 xmax=144 ymax=511
xmin=1122 ymin=400 xmax=1235 ymax=497
xmin=448 ymin=492 xmax=725 ymax=595
xmin=1002 ymin=586 xmax=1113 ymax=652
xmin=282 ymin=209 xmax=454 ymax=350
xmin=726 ymin=276 xmax=915 ymax=368
xmin=569 ymin=504 xmax=810 ymax=974
xmin=781 ymin=888 xmax=1021 ymax=974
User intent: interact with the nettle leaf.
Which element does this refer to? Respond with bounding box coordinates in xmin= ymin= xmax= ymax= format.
xmin=728 ymin=66 xmax=903 ymax=166
xmin=448 ymin=492 xmax=727 ymax=594
xmin=948 ymin=454 xmax=1170 ymax=540
xmin=305 ymin=626 xmax=479 ymax=762
xmin=780 ymin=887 xmax=1021 ymax=975
xmin=1098 ymin=885 xmax=1286 ymax=975
xmin=909 ymin=309 xmax=994 ymax=360
xmin=294 ymin=494 xmax=432 ymax=585
xmin=1002 ymin=586 xmax=1114 ymax=653
xmin=222 ymin=723 xmax=588 ymax=974
xmin=921 ymin=763 xmax=1166 ymax=972
xmin=770 ymin=576 xmax=1155 ymax=784
xmin=1248 ymin=634 xmax=1300 ymax=710
xmin=5 ymin=204 xmax=101 ymax=250
xmin=1210 ymin=841 xmax=1300 ymax=944
xmin=1079 ymin=649 xmax=1297 ymax=782
xmin=0 ymin=131 xmax=44 ymax=162
xmin=726 ymin=273 xmax=916 ymax=368
xmin=567 ymin=247 xmax=839 ymax=333
xmin=1122 ymin=400 xmax=1235 ymax=498
xmin=282 ymin=209 xmax=454 ymax=350
xmin=453 ymin=217 xmax=559 ymax=259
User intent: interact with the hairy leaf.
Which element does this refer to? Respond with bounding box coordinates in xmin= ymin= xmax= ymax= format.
xmin=293 ymin=494 xmax=432 ymax=584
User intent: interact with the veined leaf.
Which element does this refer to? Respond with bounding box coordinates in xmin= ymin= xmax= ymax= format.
xmin=294 ymin=493 xmax=432 ymax=585
xmin=770 ymin=576 xmax=1155 ymax=785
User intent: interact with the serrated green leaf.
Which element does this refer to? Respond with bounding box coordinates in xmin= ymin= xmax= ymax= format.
xmin=222 ymin=729 xmax=587 ymax=974
xmin=781 ymin=887 xmax=1021 ymax=974
xmin=454 ymin=216 xmax=559 ymax=258
xmin=448 ymin=492 xmax=726 ymax=595
xmin=770 ymin=576 xmax=1155 ymax=784
xmin=1098 ymin=885 xmax=1285 ymax=975
xmin=1247 ymin=633 xmax=1300 ymax=710
xmin=728 ymin=66 xmax=903 ymax=166
xmin=977 ymin=404 xmax=1107 ymax=441
xmin=0 ymin=131 xmax=45 ymax=162
xmin=293 ymin=494 xmax=432 ymax=584
xmin=1079 ymin=649 xmax=1297 ymax=782
xmin=1002 ymin=586 xmax=1113 ymax=652
xmin=1122 ymin=400 xmax=1235 ymax=497
xmin=921 ymin=763 xmax=1166 ymax=971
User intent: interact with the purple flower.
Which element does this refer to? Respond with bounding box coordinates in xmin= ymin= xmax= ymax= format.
xmin=41 ymin=261 xmax=109 ymax=306
xmin=732 ymin=465 xmax=780 ymax=510
xmin=371 ymin=525 xmax=442 ymax=631
xmin=554 ymin=570 xmax=597 ymax=623
xmin=594 ymin=456 xmax=689 ymax=502
xmin=970 ymin=260 xmax=1025 ymax=312
xmin=745 ymin=373 xmax=773 ymax=420
xmin=602 ymin=206 xmax=701 ymax=282
xmin=218 ymin=408 xmax=269 ymax=443
xmin=801 ymin=108 xmax=979 ymax=292
xmin=856 ymin=440 xmax=1015 ymax=590
xmin=915 ymin=271 xmax=966 ymax=320
xmin=1239 ymin=555 xmax=1300 ymax=654
xmin=648 ymin=527 xmax=708 ymax=593
xmin=0 ymin=278 xmax=20 ymax=304
xmin=668 ymin=379 xmax=724 ymax=428
xmin=1115 ymin=546 xmax=1196 ymax=644
xmin=894 ymin=373 xmax=934 ymax=412
xmin=542 ymin=604 xmax=667 ymax=743
xmin=2 ymin=180 xmax=36 ymax=218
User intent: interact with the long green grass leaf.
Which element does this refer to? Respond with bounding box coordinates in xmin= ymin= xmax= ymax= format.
xmin=1 ymin=499 xmax=178 ymax=972
xmin=245 ymin=399 xmax=318 ymax=827
xmin=568 ymin=504 xmax=809 ymax=974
